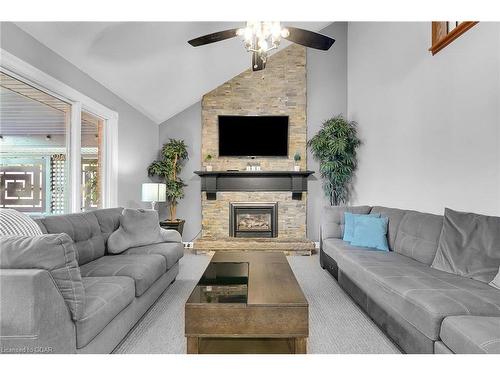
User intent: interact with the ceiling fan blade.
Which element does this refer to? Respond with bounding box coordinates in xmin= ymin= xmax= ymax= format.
xmin=283 ymin=27 xmax=335 ymax=50
xmin=188 ymin=28 xmax=239 ymax=47
xmin=252 ymin=51 xmax=266 ymax=71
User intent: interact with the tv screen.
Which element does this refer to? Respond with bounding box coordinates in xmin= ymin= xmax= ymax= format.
xmin=218 ymin=115 xmax=289 ymax=157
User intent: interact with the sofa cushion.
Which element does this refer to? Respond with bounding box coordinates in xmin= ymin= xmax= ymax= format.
xmin=490 ymin=268 xmax=500 ymax=290
xmin=322 ymin=238 xmax=383 ymax=264
xmin=92 ymin=207 xmax=123 ymax=244
xmin=0 ymin=233 xmax=85 ymax=321
xmin=351 ymin=215 xmax=389 ymax=251
xmin=394 ymin=210 xmax=443 ymax=265
xmin=35 ymin=212 xmax=105 ymax=266
xmin=440 ymin=316 xmax=500 ymax=354
xmin=123 ymin=241 xmax=184 ymax=270
xmin=431 ymin=208 xmax=500 ymax=283
xmin=79 ymin=255 xmax=166 ymax=296
xmin=321 ymin=206 xmax=372 ymax=240
xmin=0 ymin=208 xmax=43 ymax=236
xmin=369 ymin=207 xmax=407 ymax=251
xmin=434 ymin=341 xmax=454 ymax=354
xmin=331 ymin=242 xmax=500 ymax=340
xmin=107 ymin=208 xmax=164 ymax=254
xmin=76 ymin=276 xmax=134 ymax=349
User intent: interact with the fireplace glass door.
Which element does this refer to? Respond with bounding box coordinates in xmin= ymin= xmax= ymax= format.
xmin=230 ymin=202 xmax=278 ymax=238
xmin=237 ymin=211 xmax=272 ymax=232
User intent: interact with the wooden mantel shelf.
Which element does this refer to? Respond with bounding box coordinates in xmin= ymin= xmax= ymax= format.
xmin=194 ymin=170 xmax=314 ymax=177
xmin=194 ymin=170 xmax=315 ymax=200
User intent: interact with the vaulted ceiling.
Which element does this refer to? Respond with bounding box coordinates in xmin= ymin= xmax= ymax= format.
xmin=15 ymin=22 xmax=331 ymax=124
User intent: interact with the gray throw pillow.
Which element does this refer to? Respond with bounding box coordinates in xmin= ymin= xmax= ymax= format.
xmin=0 ymin=233 xmax=85 ymax=321
xmin=431 ymin=208 xmax=500 ymax=283
xmin=107 ymin=208 xmax=164 ymax=254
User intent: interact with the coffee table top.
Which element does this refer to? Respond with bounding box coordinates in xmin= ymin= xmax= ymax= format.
xmin=186 ymin=252 xmax=308 ymax=307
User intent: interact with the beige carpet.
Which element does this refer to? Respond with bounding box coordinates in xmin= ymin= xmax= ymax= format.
xmin=114 ymin=252 xmax=400 ymax=354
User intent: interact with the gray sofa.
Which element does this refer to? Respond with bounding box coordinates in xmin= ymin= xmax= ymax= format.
xmin=0 ymin=207 xmax=184 ymax=354
xmin=320 ymin=205 xmax=500 ymax=354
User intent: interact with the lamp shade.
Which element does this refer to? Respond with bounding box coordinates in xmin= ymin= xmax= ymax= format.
xmin=141 ymin=183 xmax=166 ymax=202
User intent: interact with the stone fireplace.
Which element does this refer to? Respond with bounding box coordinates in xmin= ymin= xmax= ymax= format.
xmin=229 ymin=202 xmax=278 ymax=238
xmin=193 ymin=44 xmax=314 ymax=255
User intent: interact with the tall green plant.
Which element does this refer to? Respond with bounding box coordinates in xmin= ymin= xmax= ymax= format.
xmin=147 ymin=139 xmax=188 ymax=220
xmin=307 ymin=115 xmax=361 ymax=206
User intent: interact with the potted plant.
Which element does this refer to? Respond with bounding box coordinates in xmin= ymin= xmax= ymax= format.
xmin=147 ymin=139 xmax=189 ymax=234
xmin=307 ymin=115 xmax=361 ymax=206
xmin=205 ymin=154 xmax=213 ymax=171
xmin=293 ymin=151 xmax=301 ymax=171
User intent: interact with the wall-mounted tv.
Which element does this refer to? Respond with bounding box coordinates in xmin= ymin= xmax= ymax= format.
xmin=218 ymin=115 xmax=289 ymax=157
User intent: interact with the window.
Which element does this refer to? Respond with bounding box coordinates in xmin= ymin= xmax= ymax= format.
xmin=0 ymin=72 xmax=71 ymax=214
xmin=429 ymin=21 xmax=478 ymax=55
xmin=0 ymin=50 xmax=118 ymax=215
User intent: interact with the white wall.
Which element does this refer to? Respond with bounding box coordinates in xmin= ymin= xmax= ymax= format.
xmin=307 ymin=22 xmax=348 ymax=240
xmin=158 ymin=102 xmax=202 ymax=241
xmin=348 ymin=22 xmax=500 ymax=216
xmin=0 ymin=22 xmax=159 ymax=208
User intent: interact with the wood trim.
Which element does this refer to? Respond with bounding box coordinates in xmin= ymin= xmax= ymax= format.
xmin=293 ymin=337 xmax=307 ymax=354
xmin=185 ymin=305 xmax=308 ymax=336
xmin=429 ymin=21 xmax=479 ymax=55
xmin=186 ymin=337 xmax=199 ymax=354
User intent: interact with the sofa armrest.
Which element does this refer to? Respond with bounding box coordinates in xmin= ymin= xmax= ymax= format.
xmin=0 ymin=269 xmax=76 ymax=354
xmin=160 ymin=228 xmax=182 ymax=243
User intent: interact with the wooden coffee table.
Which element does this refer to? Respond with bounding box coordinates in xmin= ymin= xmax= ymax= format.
xmin=185 ymin=252 xmax=309 ymax=354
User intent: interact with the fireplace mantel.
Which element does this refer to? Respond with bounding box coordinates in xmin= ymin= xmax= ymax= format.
xmin=194 ymin=170 xmax=314 ymax=200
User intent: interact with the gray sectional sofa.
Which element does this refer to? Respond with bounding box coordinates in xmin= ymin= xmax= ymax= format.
xmin=0 ymin=207 xmax=184 ymax=354
xmin=320 ymin=205 xmax=500 ymax=354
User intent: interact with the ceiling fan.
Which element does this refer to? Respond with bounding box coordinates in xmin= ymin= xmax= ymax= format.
xmin=188 ymin=22 xmax=335 ymax=71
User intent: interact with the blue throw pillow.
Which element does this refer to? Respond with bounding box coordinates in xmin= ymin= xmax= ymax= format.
xmin=343 ymin=212 xmax=381 ymax=243
xmin=351 ymin=215 xmax=389 ymax=251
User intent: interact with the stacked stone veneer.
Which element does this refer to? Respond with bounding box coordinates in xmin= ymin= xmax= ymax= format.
xmin=202 ymin=191 xmax=306 ymax=240
xmin=199 ymin=44 xmax=309 ymax=243
xmin=202 ymin=44 xmax=307 ymax=171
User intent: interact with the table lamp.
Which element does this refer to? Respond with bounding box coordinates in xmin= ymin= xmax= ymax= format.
xmin=141 ymin=183 xmax=166 ymax=210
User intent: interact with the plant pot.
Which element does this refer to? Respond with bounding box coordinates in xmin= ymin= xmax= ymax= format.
xmin=294 ymin=165 xmax=301 ymax=171
xmin=205 ymin=165 xmax=213 ymax=172
xmin=160 ymin=219 xmax=185 ymax=235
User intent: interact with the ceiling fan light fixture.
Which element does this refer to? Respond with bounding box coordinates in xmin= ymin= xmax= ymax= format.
xmin=237 ymin=21 xmax=286 ymax=53
xmin=188 ymin=22 xmax=335 ymax=72
xmin=270 ymin=22 xmax=282 ymax=39
xmin=258 ymin=39 xmax=268 ymax=51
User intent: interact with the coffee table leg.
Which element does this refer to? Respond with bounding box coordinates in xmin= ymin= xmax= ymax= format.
xmin=294 ymin=338 xmax=307 ymax=354
xmin=187 ymin=337 xmax=199 ymax=354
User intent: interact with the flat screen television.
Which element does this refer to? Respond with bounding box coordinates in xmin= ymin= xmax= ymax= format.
xmin=218 ymin=115 xmax=289 ymax=157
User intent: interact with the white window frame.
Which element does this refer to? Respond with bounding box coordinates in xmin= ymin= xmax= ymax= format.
xmin=0 ymin=48 xmax=118 ymax=212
